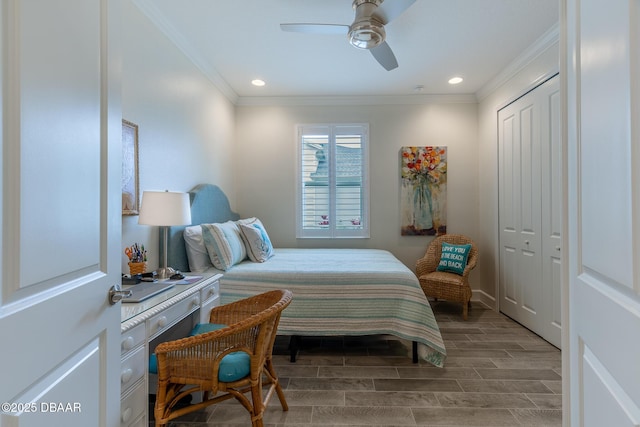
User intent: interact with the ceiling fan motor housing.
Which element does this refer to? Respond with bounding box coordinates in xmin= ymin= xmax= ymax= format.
xmin=349 ymin=0 xmax=385 ymax=49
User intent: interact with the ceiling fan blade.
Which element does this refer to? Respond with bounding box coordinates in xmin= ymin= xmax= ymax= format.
xmin=370 ymin=41 xmax=398 ymax=70
xmin=280 ymin=23 xmax=349 ymax=35
xmin=374 ymin=0 xmax=416 ymax=24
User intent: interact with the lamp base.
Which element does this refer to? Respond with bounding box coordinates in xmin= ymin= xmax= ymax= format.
xmin=156 ymin=266 xmax=176 ymax=280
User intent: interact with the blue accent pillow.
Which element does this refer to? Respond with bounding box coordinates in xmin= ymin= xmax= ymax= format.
xmin=436 ymin=242 xmax=472 ymax=275
xmin=149 ymin=323 xmax=251 ymax=382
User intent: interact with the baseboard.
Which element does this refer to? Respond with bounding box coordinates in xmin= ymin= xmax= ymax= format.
xmin=471 ymin=289 xmax=496 ymax=311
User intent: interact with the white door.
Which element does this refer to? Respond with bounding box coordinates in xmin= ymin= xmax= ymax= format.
xmin=498 ymin=75 xmax=562 ymax=348
xmin=499 ymin=88 xmax=543 ymax=333
xmin=565 ymin=0 xmax=640 ymax=424
xmin=539 ymin=79 xmax=562 ymax=348
xmin=0 ymin=0 xmax=122 ymax=426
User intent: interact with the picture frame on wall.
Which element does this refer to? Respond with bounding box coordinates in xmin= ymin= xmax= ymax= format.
xmin=122 ymin=119 xmax=140 ymax=215
xmin=400 ymin=146 xmax=447 ymax=236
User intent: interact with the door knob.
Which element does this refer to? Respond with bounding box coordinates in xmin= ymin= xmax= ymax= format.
xmin=109 ymin=284 xmax=132 ymax=305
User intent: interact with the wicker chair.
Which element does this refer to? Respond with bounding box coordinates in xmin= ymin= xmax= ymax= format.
xmin=153 ymin=289 xmax=293 ymax=427
xmin=416 ymin=234 xmax=478 ymax=320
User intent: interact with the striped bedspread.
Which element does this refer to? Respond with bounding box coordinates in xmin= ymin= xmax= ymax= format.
xmin=219 ymin=248 xmax=446 ymax=367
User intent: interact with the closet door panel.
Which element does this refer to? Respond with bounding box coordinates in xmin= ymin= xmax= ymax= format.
xmin=498 ymin=75 xmax=560 ymax=347
xmin=540 ymin=77 xmax=562 ymax=347
xmin=517 ymin=102 xmax=543 ymax=325
xmin=498 ymin=110 xmax=520 ymax=319
xmin=501 ymin=246 xmax=519 ymax=307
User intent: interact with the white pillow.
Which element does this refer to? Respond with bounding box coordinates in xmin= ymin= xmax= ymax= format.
xmin=237 ymin=218 xmax=274 ymax=262
xmin=183 ymin=225 xmax=213 ymax=272
xmin=201 ymin=221 xmax=247 ymax=270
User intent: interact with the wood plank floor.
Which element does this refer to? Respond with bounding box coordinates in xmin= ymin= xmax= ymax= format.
xmin=150 ymin=301 xmax=562 ymax=426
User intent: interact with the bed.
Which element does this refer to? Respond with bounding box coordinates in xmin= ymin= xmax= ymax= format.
xmin=166 ymin=184 xmax=446 ymax=367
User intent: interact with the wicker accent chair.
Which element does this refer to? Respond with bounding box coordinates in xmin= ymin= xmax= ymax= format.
xmin=416 ymin=234 xmax=478 ymax=320
xmin=153 ymin=289 xmax=293 ymax=427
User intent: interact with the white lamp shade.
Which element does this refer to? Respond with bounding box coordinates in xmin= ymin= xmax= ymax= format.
xmin=138 ymin=191 xmax=192 ymax=226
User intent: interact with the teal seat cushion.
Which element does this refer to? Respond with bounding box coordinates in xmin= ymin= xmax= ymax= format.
xmin=149 ymin=352 xmax=158 ymax=374
xmin=149 ymin=323 xmax=251 ymax=382
xmin=216 ymin=351 xmax=251 ymax=382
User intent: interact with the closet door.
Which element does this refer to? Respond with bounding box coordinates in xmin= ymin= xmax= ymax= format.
xmin=498 ymin=88 xmax=544 ymax=334
xmin=498 ymin=75 xmax=560 ymax=346
xmin=539 ymin=77 xmax=562 ymax=348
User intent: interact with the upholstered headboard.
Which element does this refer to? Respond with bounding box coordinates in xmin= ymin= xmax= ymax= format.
xmin=164 ymin=184 xmax=240 ymax=272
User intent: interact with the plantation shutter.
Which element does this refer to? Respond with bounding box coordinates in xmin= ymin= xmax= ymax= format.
xmin=297 ymin=124 xmax=369 ymax=238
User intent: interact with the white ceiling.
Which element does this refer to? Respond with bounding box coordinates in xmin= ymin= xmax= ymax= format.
xmin=136 ymin=0 xmax=559 ymax=101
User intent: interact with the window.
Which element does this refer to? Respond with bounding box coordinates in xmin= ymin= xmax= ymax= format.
xmin=296 ymin=124 xmax=369 ymax=238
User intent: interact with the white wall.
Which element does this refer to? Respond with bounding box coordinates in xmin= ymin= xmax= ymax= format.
xmin=121 ymin=1 xmax=237 ymax=273
xmin=235 ymin=101 xmax=479 ymax=270
xmin=476 ymin=38 xmax=559 ymax=307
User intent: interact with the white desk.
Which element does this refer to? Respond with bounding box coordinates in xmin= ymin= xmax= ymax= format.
xmin=119 ymin=273 xmax=222 ymax=427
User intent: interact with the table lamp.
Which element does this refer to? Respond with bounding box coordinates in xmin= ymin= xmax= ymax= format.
xmin=138 ymin=190 xmax=192 ymax=279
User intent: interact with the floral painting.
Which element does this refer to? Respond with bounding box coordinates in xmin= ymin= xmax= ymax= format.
xmin=401 ymin=146 xmax=447 ymax=236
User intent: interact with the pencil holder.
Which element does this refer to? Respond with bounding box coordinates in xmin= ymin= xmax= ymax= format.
xmin=129 ymin=262 xmax=147 ymax=275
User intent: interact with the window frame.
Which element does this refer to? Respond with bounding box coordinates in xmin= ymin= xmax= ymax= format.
xmin=295 ymin=123 xmax=370 ymax=239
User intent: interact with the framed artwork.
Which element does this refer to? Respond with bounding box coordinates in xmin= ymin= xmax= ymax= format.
xmin=122 ymin=119 xmax=140 ymax=215
xmin=400 ymin=146 xmax=447 ymax=236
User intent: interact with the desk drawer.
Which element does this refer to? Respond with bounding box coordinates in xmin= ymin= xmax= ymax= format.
xmin=121 ymin=323 xmax=145 ymax=356
xmin=120 ymin=346 xmax=145 ymax=394
xmin=120 ymin=379 xmax=145 ymax=427
xmin=200 ymin=281 xmax=219 ymax=304
xmin=199 ymin=281 xmax=220 ymax=323
xmin=147 ymin=293 xmax=200 ymax=339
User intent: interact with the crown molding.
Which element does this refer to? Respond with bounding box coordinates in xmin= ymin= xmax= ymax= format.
xmin=131 ymin=0 xmax=239 ymax=104
xmin=235 ymin=93 xmax=477 ymax=107
xmin=475 ymin=22 xmax=560 ymax=102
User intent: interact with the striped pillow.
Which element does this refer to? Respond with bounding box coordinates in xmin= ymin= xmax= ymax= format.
xmin=201 ymin=221 xmax=247 ymax=270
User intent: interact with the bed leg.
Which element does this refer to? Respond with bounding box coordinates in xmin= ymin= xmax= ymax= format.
xmin=412 ymin=341 xmax=418 ymax=363
xmin=289 ymin=335 xmax=301 ymax=363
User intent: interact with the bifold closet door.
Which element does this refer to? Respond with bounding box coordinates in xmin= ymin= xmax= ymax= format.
xmin=539 ymin=77 xmax=562 ymax=348
xmin=498 ymin=75 xmax=561 ymax=348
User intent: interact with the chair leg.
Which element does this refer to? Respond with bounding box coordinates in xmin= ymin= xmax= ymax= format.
xmin=250 ymin=380 xmax=265 ymax=427
xmin=462 ymin=301 xmax=468 ymax=320
xmin=265 ymin=359 xmax=289 ymax=410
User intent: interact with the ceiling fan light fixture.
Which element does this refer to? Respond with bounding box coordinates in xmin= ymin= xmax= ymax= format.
xmin=348 ymin=0 xmax=385 ymax=49
xmin=348 ymin=21 xmax=385 ymax=49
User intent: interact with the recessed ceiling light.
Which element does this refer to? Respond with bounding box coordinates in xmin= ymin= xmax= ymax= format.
xmin=448 ymin=77 xmax=463 ymax=85
xmin=251 ymin=79 xmax=266 ymax=87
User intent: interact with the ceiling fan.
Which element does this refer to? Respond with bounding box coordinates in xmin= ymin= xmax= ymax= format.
xmin=280 ymin=0 xmax=416 ymax=71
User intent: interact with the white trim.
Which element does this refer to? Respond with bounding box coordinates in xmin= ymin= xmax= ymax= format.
xmin=476 ymin=23 xmax=560 ymax=102
xmin=236 ymin=94 xmax=477 ymax=107
xmin=471 ymin=289 xmax=496 ymax=311
xmin=131 ymin=0 xmax=239 ymax=104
